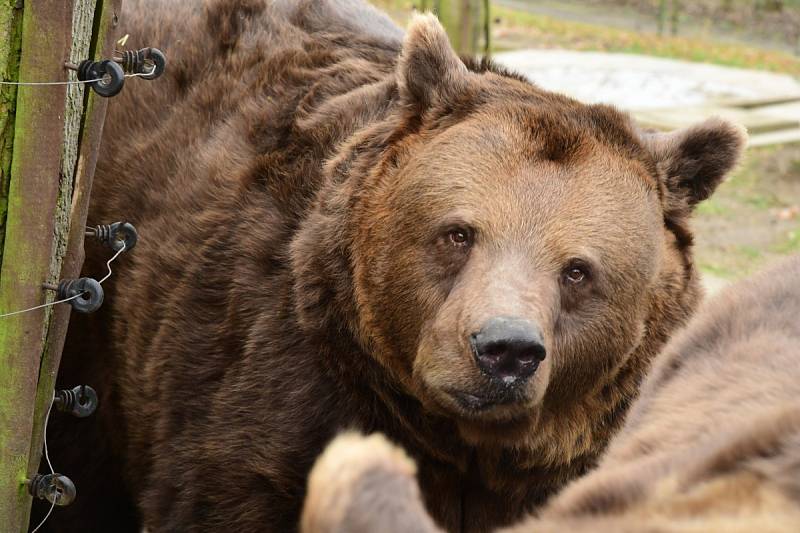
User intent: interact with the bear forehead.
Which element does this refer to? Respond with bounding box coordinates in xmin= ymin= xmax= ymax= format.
xmin=470 ymin=102 xmax=650 ymax=166
xmin=448 ymin=74 xmax=657 ymax=174
xmin=392 ymin=112 xmax=661 ymax=236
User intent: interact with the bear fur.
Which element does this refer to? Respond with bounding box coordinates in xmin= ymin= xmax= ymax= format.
xmin=41 ymin=1 xmax=745 ymax=531
xmin=301 ymin=254 xmax=800 ymax=533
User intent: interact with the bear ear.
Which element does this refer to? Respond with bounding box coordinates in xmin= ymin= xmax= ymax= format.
xmin=397 ymin=13 xmax=469 ymax=110
xmin=642 ymin=117 xmax=747 ymax=208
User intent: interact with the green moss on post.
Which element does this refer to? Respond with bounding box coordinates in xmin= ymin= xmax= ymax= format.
xmin=0 ymin=0 xmax=23 ymax=265
xmin=0 ymin=1 xmax=73 ymax=530
xmin=0 ymin=0 xmax=119 ymax=529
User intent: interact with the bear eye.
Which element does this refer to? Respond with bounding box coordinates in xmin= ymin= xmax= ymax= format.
xmin=566 ymin=268 xmax=585 ymax=283
xmin=562 ymin=260 xmax=590 ymax=285
xmin=447 ymin=228 xmax=471 ymax=248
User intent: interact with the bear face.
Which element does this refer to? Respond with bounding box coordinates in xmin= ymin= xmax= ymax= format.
xmin=355 ymin=109 xmax=663 ymax=434
xmin=295 ymin=14 xmax=746 ymax=451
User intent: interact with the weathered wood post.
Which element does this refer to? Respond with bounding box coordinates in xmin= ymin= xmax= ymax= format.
xmin=483 ymin=0 xmax=491 ymax=55
xmin=0 ymin=0 xmax=122 ymax=530
xmin=658 ymin=0 xmax=668 ymax=35
xmin=670 ymin=0 xmax=681 ymax=36
xmin=27 ymin=0 xmax=123 ymax=498
xmin=0 ymin=2 xmax=74 ymax=527
xmin=419 ymin=0 xmax=491 ymax=56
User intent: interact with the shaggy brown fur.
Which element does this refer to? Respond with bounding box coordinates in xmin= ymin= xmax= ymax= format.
xmin=301 ymin=255 xmax=800 ymax=533
xmin=39 ymin=1 xmax=744 ymax=531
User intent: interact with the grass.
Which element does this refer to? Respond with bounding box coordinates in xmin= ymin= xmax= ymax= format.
xmin=491 ymin=5 xmax=800 ymax=76
xmin=698 ymin=260 xmax=737 ymax=279
xmin=693 ymin=144 xmax=800 ymax=280
xmin=372 ymin=0 xmax=800 ymax=76
xmin=698 ymin=244 xmax=768 ymax=280
xmin=771 ymin=227 xmax=800 ymax=254
xmin=695 ymin=199 xmax=731 ymax=218
xmin=723 ymin=146 xmax=796 ymax=209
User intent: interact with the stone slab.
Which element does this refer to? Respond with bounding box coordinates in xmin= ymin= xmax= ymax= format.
xmin=494 ymin=49 xmax=800 ymax=111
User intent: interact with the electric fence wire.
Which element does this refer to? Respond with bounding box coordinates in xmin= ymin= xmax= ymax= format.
xmin=0 ymin=241 xmax=126 ymax=319
xmin=29 ymin=392 xmax=56 ymax=533
xmin=0 ymin=69 xmax=156 ymax=86
xmin=10 ymin=243 xmax=126 ymax=530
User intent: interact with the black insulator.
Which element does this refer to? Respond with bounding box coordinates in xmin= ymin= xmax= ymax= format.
xmin=87 ymin=221 xmax=138 ymax=252
xmin=28 ymin=473 xmax=77 ymax=506
xmin=116 ymin=47 xmax=166 ymax=80
xmin=57 ymin=278 xmax=104 ymax=313
xmin=76 ymin=59 xmax=125 ymax=97
xmin=54 ymin=385 xmax=98 ymax=418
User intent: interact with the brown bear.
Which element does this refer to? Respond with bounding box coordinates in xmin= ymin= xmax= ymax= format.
xmin=301 ymin=255 xmax=800 ymax=533
xmin=41 ymin=0 xmax=745 ymax=532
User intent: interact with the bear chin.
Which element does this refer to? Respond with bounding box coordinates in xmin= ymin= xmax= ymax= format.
xmin=419 ymin=381 xmax=544 ymax=444
xmin=413 ymin=341 xmax=550 ymax=434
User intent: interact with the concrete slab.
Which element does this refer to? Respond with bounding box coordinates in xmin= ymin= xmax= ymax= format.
xmin=493 ymin=49 xmax=800 ymax=111
xmin=755 ymin=100 xmax=800 ymax=122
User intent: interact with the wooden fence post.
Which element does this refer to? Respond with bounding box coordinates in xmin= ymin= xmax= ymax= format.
xmin=0 ymin=0 xmax=121 ymax=530
xmin=670 ymin=0 xmax=681 ymax=36
xmin=0 ymin=2 xmax=74 ymax=526
xmin=25 ymin=0 xmax=123 ymax=508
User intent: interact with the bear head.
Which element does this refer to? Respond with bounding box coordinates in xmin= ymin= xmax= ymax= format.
xmin=291 ymin=14 xmax=746 ymax=456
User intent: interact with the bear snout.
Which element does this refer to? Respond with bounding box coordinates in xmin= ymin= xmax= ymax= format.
xmin=470 ymin=316 xmax=546 ymax=385
xmin=414 ymin=311 xmax=552 ymax=425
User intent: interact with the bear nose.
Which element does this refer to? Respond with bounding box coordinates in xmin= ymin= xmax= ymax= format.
xmin=470 ymin=317 xmax=546 ymax=383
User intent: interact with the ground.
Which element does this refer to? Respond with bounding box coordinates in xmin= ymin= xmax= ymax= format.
xmin=695 ymin=144 xmax=800 ymax=280
xmin=372 ymin=0 xmax=800 ymax=283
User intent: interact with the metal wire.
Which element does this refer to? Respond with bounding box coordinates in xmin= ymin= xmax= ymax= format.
xmin=0 ymin=241 xmax=126 ymax=318
xmin=29 ymin=392 xmax=56 ymax=533
xmin=98 ymin=241 xmax=126 ymax=284
xmin=0 ymin=294 xmax=84 ymax=318
xmin=0 ymin=78 xmax=104 ymax=86
xmin=0 ymin=69 xmax=155 ymax=86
